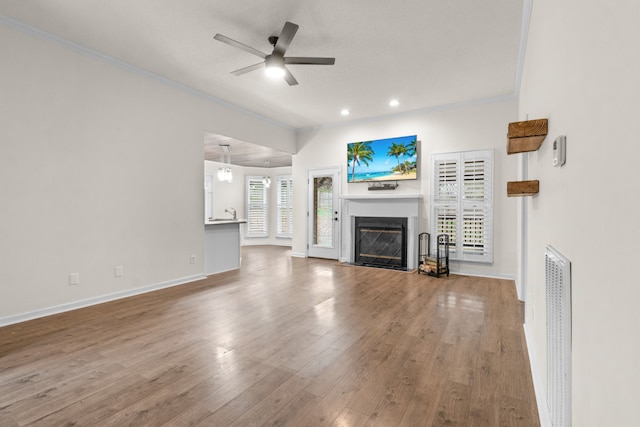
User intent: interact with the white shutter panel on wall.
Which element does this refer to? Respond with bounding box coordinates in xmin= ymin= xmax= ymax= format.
xmin=461 ymin=150 xmax=493 ymax=262
xmin=246 ymin=177 xmax=268 ymax=237
xmin=431 ymin=150 xmax=493 ymax=263
xmin=276 ymin=176 xmax=293 ymax=238
xmin=433 ymin=155 xmax=459 ymax=257
xmin=437 ymin=160 xmax=458 ymax=200
xmin=435 ymin=204 xmax=458 ymax=256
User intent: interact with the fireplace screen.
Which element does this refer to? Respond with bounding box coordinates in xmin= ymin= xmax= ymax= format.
xmin=354 ymin=217 xmax=407 ymax=270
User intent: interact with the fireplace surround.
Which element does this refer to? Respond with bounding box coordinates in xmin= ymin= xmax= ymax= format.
xmin=354 ymin=216 xmax=407 ymax=270
xmin=340 ymin=194 xmax=421 ymax=271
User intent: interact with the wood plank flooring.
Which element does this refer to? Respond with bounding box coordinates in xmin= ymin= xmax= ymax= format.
xmin=0 ymin=246 xmax=539 ymax=426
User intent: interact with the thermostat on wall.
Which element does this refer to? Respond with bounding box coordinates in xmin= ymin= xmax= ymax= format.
xmin=553 ymin=135 xmax=566 ymax=167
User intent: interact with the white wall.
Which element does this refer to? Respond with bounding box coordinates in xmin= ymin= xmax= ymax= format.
xmin=519 ymin=1 xmax=640 ymax=425
xmin=204 ymin=160 xmax=292 ymax=247
xmin=293 ymin=99 xmax=519 ymax=278
xmin=0 ymin=22 xmax=294 ymax=323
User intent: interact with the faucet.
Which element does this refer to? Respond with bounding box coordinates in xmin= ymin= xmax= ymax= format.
xmin=225 ymin=208 xmax=237 ymax=220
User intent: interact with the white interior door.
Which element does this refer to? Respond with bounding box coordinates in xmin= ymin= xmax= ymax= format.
xmin=307 ymin=168 xmax=341 ymax=259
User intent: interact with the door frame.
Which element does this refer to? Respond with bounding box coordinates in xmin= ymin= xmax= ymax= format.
xmin=307 ymin=167 xmax=341 ymax=260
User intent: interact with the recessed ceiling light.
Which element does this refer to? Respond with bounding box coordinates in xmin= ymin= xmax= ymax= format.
xmin=389 ymin=99 xmax=400 ymax=107
xmin=341 ymin=109 xmax=350 ymax=116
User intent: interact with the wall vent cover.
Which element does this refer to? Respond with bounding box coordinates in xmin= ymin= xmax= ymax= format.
xmin=545 ymin=245 xmax=572 ymax=427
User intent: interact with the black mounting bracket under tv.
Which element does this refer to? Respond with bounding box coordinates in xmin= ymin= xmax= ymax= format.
xmin=368 ymin=181 xmax=398 ymax=191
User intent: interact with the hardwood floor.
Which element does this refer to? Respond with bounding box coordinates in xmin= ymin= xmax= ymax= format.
xmin=0 ymin=246 xmax=539 ymax=426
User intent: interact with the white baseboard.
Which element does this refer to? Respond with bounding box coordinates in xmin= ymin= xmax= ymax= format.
xmin=449 ymin=268 xmax=516 ymax=282
xmin=524 ymin=322 xmax=552 ymax=427
xmin=0 ymin=274 xmax=206 ymax=327
xmin=285 ymin=256 xmax=516 ymax=281
xmin=515 ymin=278 xmax=524 ymax=301
xmin=241 ymin=240 xmax=292 ymax=247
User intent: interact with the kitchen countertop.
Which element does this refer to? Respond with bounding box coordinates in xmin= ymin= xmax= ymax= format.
xmin=205 ymin=219 xmax=247 ymax=225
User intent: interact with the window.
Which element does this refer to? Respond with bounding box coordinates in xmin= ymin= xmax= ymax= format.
xmin=431 ymin=149 xmax=493 ymax=263
xmin=276 ymin=175 xmax=293 ymax=238
xmin=246 ymin=176 xmax=268 ymax=237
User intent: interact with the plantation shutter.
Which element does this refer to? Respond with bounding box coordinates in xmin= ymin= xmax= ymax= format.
xmin=461 ymin=150 xmax=493 ymax=262
xmin=276 ymin=176 xmax=293 ymax=238
xmin=433 ymin=156 xmax=459 ymax=256
xmin=431 ymin=150 xmax=493 ymax=263
xmin=246 ymin=177 xmax=268 ymax=237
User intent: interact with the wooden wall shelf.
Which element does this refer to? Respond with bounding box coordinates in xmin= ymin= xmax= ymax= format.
xmin=507 ymin=180 xmax=539 ymax=197
xmin=507 ymin=118 xmax=548 ymax=154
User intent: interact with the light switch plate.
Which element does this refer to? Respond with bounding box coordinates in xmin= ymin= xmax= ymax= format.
xmin=69 ymin=273 xmax=80 ymax=285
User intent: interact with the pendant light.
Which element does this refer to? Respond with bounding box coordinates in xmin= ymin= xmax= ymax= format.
xmin=262 ymin=161 xmax=271 ymax=188
xmin=217 ymin=144 xmax=233 ymax=182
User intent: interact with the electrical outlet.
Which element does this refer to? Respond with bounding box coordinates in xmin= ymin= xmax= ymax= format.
xmin=190 ymin=255 xmax=197 ymax=264
xmin=115 ymin=266 xmax=124 ymax=277
xmin=69 ymin=273 xmax=80 ymax=286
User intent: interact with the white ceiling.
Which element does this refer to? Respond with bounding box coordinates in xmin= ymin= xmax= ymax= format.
xmin=0 ymin=0 xmax=527 ymax=166
xmin=203 ymin=131 xmax=293 ymax=168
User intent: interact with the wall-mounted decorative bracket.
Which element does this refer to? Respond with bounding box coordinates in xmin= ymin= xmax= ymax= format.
xmin=507 ymin=180 xmax=539 ymax=197
xmin=368 ymin=181 xmax=398 ymax=191
xmin=507 ymin=118 xmax=548 ymax=154
xmin=506 ymin=118 xmax=547 ymax=197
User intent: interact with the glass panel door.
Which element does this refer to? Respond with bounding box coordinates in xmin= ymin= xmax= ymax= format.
xmin=308 ymin=168 xmax=340 ymax=259
xmin=313 ymin=176 xmax=334 ymax=247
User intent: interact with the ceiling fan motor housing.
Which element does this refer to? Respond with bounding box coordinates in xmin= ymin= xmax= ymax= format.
xmin=265 ymin=54 xmax=285 ymax=68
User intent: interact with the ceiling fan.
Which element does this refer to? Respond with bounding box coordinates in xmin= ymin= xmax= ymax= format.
xmin=214 ymin=21 xmax=335 ymax=86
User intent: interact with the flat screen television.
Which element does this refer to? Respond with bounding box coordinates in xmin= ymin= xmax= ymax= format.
xmin=347 ymin=135 xmax=418 ymax=183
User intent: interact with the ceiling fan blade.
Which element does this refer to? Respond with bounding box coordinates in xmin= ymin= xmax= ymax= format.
xmin=283 ymin=67 xmax=298 ymax=86
xmin=285 ymin=57 xmax=336 ymax=65
xmin=273 ymin=22 xmax=299 ymax=56
xmin=214 ymin=34 xmax=267 ymax=59
xmin=231 ymin=62 xmax=265 ymax=76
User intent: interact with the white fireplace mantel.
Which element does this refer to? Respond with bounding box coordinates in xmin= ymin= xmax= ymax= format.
xmin=340 ymin=194 xmax=422 ymax=270
xmin=340 ymin=193 xmax=423 ymax=200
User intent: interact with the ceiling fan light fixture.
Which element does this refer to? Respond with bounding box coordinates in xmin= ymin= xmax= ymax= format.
xmin=265 ymin=66 xmax=285 ymax=78
xmin=264 ymin=55 xmax=285 ymax=78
